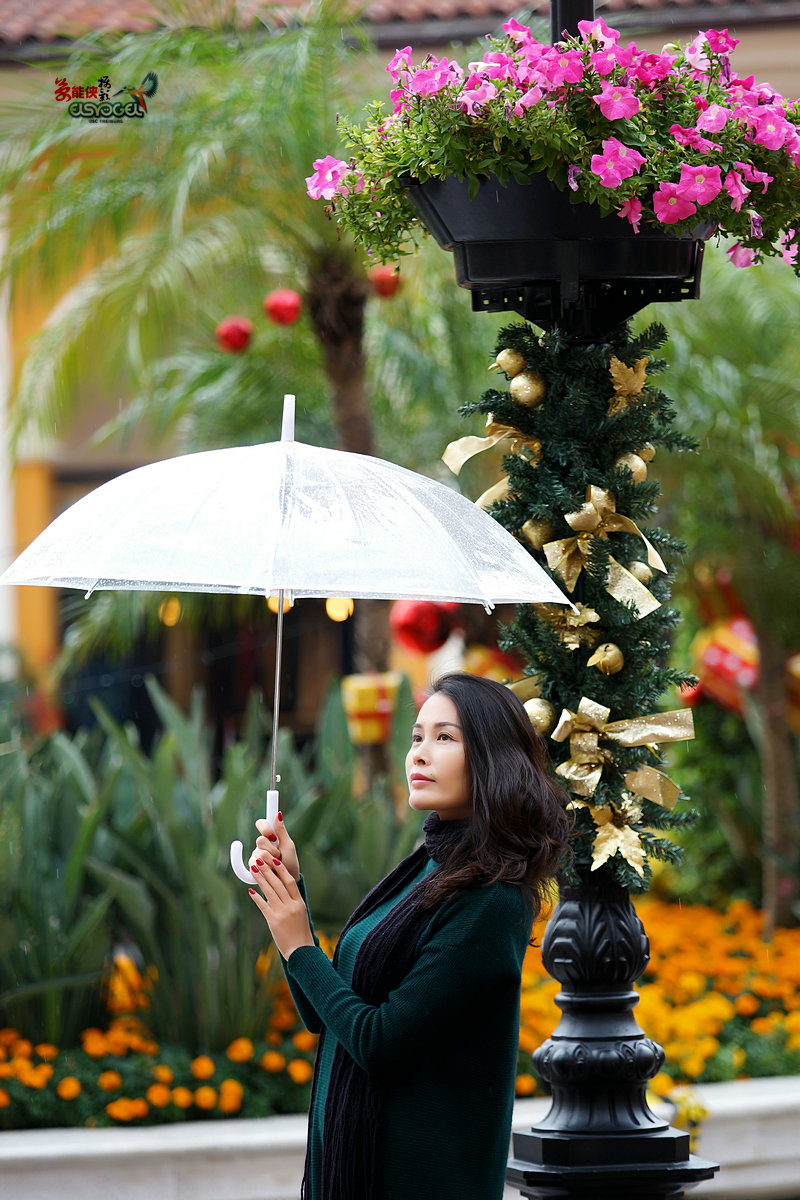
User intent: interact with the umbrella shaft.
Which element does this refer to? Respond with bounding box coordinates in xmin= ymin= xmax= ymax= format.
xmin=271 ymin=590 xmax=285 ymax=791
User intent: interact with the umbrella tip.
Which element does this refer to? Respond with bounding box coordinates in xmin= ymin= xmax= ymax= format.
xmin=281 ymin=395 xmax=296 ymax=442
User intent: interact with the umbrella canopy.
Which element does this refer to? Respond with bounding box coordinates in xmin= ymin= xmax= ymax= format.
xmin=2 ymin=396 xmax=571 ymax=881
xmin=2 ymin=431 xmax=568 ymax=612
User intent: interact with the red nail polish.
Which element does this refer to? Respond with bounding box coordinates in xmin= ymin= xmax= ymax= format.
xmin=267 ymin=833 xmax=277 ymax=842
xmin=251 ymin=865 xmax=259 ymax=874
xmin=277 ymin=812 xmax=283 ymax=822
xmin=248 ymin=888 xmax=255 ymax=895
xmin=255 ymin=859 xmax=264 ymax=866
xmin=273 ymin=858 xmax=281 ymax=866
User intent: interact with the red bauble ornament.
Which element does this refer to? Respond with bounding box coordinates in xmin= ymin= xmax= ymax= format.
xmin=389 ymin=600 xmax=460 ymax=655
xmin=368 ymin=265 xmax=401 ymax=297
xmin=264 ymin=289 xmax=303 ymax=325
xmin=678 ymin=681 xmax=703 ymax=708
xmin=215 ymin=316 xmax=253 ymax=353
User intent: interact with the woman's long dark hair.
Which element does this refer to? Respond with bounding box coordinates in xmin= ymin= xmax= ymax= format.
xmin=417 ymin=673 xmax=572 ymax=920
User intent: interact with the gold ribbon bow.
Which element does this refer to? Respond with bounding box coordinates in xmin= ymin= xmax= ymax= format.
xmin=551 ymin=696 xmax=694 ymax=807
xmin=608 ymin=355 xmax=648 ymax=417
xmin=443 ymin=416 xmax=541 ymax=476
xmin=543 ymin=485 xmax=666 ymax=618
xmin=537 ymin=603 xmax=601 ymax=651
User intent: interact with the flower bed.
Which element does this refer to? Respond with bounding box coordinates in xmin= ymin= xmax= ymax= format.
xmin=2 ymin=900 xmax=799 ymax=1129
xmin=517 ymin=897 xmax=800 ymax=1096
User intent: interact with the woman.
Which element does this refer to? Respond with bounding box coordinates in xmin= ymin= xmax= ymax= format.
xmin=248 ymin=672 xmax=571 ymax=1200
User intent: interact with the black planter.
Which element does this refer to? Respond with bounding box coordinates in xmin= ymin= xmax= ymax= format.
xmin=403 ymin=174 xmax=710 ymax=341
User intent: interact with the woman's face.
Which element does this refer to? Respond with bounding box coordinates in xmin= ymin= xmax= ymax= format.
xmin=406 ymin=692 xmax=470 ymax=820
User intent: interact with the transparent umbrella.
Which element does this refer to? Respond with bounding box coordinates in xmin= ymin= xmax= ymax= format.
xmin=1 ymin=395 xmax=572 ymax=880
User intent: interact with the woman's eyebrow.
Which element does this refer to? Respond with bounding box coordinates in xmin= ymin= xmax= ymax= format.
xmin=412 ymin=721 xmax=462 ymax=731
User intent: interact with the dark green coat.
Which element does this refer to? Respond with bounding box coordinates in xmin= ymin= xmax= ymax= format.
xmin=285 ymin=865 xmax=533 ymax=1200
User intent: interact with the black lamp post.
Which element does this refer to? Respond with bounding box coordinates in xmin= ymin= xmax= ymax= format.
xmin=504 ymin=3 xmax=720 ymax=1198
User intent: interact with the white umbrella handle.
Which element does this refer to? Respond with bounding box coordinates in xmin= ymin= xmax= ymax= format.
xmin=229 ymin=788 xmax=281 ymax=884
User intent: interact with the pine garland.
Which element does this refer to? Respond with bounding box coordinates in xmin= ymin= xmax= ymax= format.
xmin=452 ymin=320 xmax=698 ymax=892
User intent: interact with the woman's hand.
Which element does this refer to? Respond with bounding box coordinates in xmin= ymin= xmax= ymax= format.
xmin=250 ymin=811 xmax=300 ymax=881
xmin=249 ymin=856 xmax=315 ymax=959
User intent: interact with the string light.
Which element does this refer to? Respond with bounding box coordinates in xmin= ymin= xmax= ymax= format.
xmin=158 ymin=597 xmax=182 ymax=627
xmin=325 ymin=597 xmax=354 ymax=622
xmin=266 ymin=594 xmax=293 ymax=614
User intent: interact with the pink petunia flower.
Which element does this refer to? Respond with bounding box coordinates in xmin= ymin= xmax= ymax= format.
xmin=567 ymin=165 xmax=582 ymax=191
xmin=578 ymin=17 xmax=620 ymax=47
xmin=723 ymin=169 xmax=750 ymax=212
xmin=748 ymin=106 xmax=792 ymax=151
xmin=617 ymin=197 xmax=643 ymax=232
xmin=305 ymin=156 xmax=352 ymax=201
xmin=628 ymin=51 xmax=676 ymax=86
xmin=669 ymin=125 xmax=721 ymax=154
xmin=685 ymin=34 xmax=711 ymax=73
xmin=704 ymin=28 xmax=739 ymax=55
xmin=727 ymin=242 xmax=757 ymax=268
xmin=589 ymin=137 xmax=646 ymax=187
xmin=780 ymin=229 xmax=799 ymax=266
xmin=475 ymin=51 xmax=519 ymax=84
xmin=653 ymin=182 xmax=697 ymax=224
xmin=386 ymin=46 xmax=412 ymax=82
xmin=408 ymin=56 xmax=462 ymax=97
xmin=540 ymin=48 xmax=584 ymax=88
xmin=736 ymin=161 xmax=773 ymax=193
xmin=696 ymin=103 xmax=731 ymax=132
xmin=590 ymin=48 xmax=617 ymax=77
xmin=512 ymin=85 xmax=543 ymax=117
xmin=458 ymin=73 xmax=498 ymax=115
xmin=677 ymin=163 xmax=723 ymax=205
xmin=593 ymin=81 xmax=640 ymax=120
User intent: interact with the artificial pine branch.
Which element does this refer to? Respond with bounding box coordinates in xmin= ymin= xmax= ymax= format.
xmin=460 ymin=320 xmax=699 ymax=891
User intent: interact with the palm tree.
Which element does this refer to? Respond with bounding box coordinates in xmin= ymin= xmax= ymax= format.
xmin=646 ymin=247 xmax=800 ymax=930
xmin=1 ymin=3 xmax=503 ymax=661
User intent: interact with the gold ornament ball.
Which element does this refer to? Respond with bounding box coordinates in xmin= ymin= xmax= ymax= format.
xmin=510 ymin=370 xmax=547 ymax=408
xmin=524 ymin=698 xmax=557 ymax=735
xmin=635 ymin=442 xmax=656 ymax=463
xmin=587 ymin=642 xmax=625 ymax=675
xmin=626 ymin=560 xmax=653 ymax=585
xmin=493 ymin=348 xmax=527 ymax=378
xmin=521 ymin=518 xmax=555 ymax=550
xmin=613 ymin=452 xmax=648 ymax=483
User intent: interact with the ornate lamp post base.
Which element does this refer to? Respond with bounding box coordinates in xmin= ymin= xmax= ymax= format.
xmin=507 ymin=870 xmax=719 ymax=1199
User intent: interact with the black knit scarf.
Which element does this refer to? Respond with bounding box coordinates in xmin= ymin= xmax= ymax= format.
xmin=301 ymin=812 xmax=470 ymax=1200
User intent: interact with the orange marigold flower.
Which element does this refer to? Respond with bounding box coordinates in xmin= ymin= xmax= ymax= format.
xmin=287 ymin=1058 xmax=313 ymax=1085
xmin=0 ymin=1029 xmax=18 ymax=1048
xmin=648 ymin=1072 xmax=675 ymax=1098
xmin=261 ymin=1051 xmax=286 ymax=1073
xmin=82 ymin=1031 xmax=108 ymax=1059
xmin=292 ymin=1030 xmax=318 ymax=1053
xmin=171 ymin=1086 xmax=194 ymax=1109
xmin=270 ymin=1008 xmax=296 ymax=1031
xmin=226 ymin=1037 xmax=254 ymax=1063
xmin=515 ymin=1073 xmax=536 ymax=1097
xmin=191 ymin=1055 xmax=216 ymax=1080
xmin=0 ymin=1088 xmax=9 ymax=1108
xmin=194 ymin=1085 xmax=218 ymax=1110
xmin=219 ymin=1079 xmax=244 ymax=1114
xmin=130 ymin=1098 xmax=149 ymax=1119
xmin=152 ymin=1064 xmax=174 ymax=1084
xmin=34 ymin=1043 xmax=58 ymax=1061
xmin=10 ymin=1039 xmax=32 ymax=1059
xmin=734 ymin=993 xmax=760 ymax=1017
xmin=106 ymin=1098 xmax=134 ymax=1122
xmin=266 ymin=1031 xmax=282 ymax=1046
xmin=0 ymin=1063 xmax=11 ymax=1079
xmin=146 ymin=1083 xmax=172 ymax=1108
xmin=57 ymin=1076 xmax=82 ymax=1100
xmin=98 ymin=1070 xmax=123 ymax=1092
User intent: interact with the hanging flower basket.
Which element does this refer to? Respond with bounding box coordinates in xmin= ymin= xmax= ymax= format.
xmin=306 ymin=17 xmax=800 ymax=335
xmin=402 ymin=172 xmax=711 ymax=337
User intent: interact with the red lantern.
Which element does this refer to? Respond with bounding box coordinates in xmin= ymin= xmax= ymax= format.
xmin=389 ymin=600 xmax=460 ymax=655
xmin=264 ymin=289 xmax=303 ymax=325
xmin=368 ymin=265 xmax=401 ymax=297
xmin=215 ymin=316 xmax=253 ymax=353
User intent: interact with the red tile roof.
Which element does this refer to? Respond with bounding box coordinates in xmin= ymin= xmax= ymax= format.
xmin=2 ymin=0 xmax=799 ymax=46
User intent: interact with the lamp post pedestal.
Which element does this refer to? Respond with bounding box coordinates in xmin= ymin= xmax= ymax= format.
xmin=507 ymin=870 xmax=718 ymax=1199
